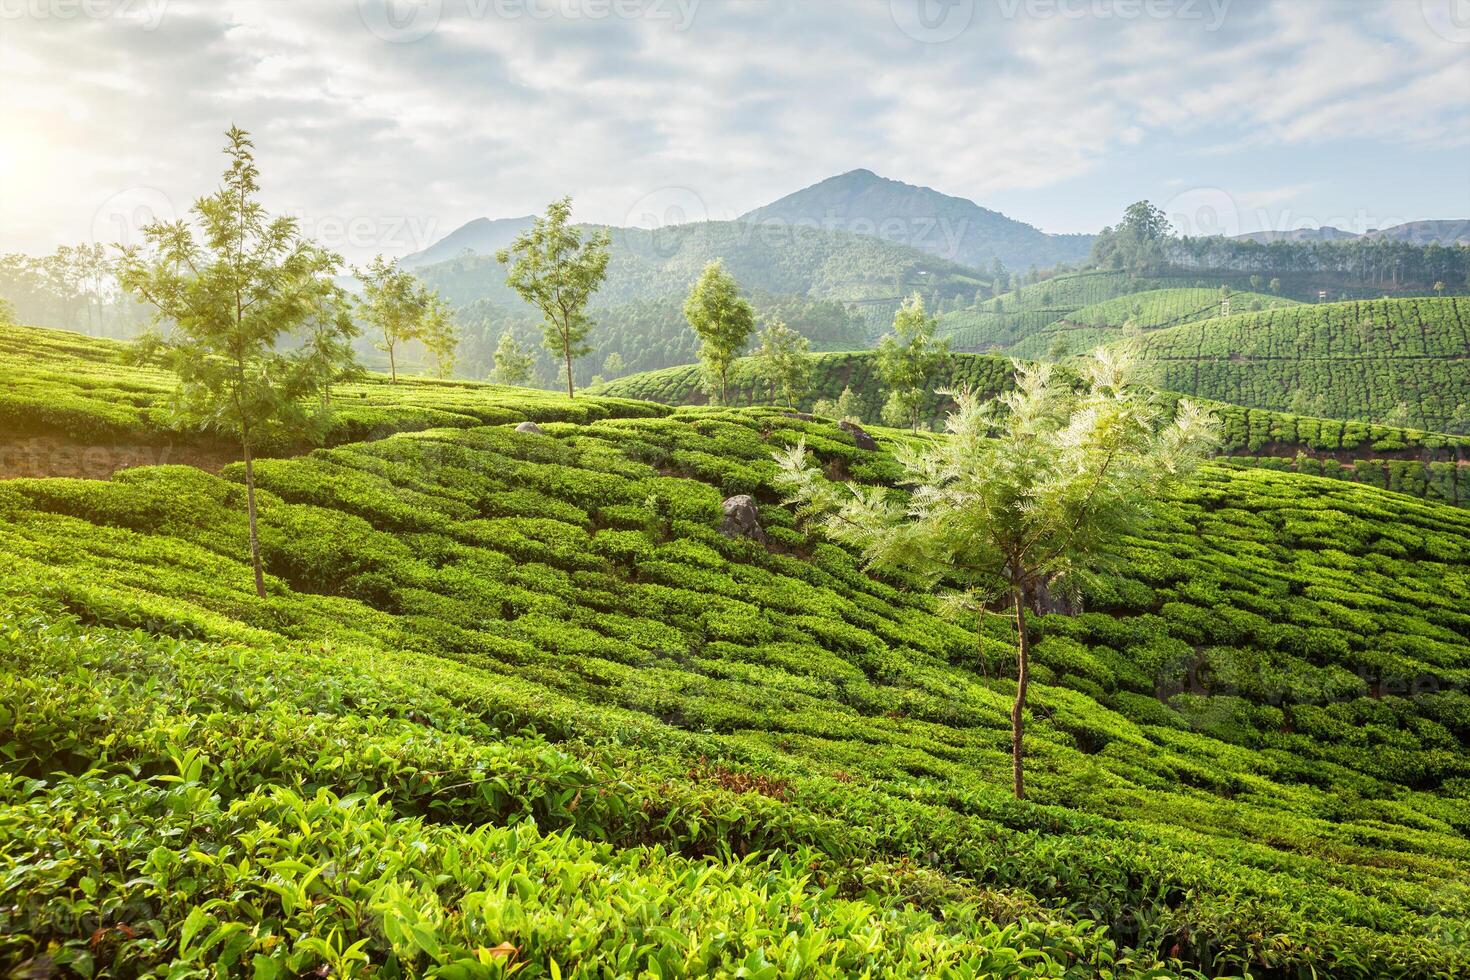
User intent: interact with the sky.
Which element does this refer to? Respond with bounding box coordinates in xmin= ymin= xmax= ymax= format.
xmin=2 ymin=0 xmax=1468 ymax=263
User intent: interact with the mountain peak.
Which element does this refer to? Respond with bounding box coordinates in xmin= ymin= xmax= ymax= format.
xmin=738 ymin=171 xmax=1093 ymax=271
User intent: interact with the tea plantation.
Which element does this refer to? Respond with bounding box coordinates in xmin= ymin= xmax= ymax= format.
xmin=1134 ymin=298 xmax=1470 ymax=431
xmin=1 ymin=404 xmax=1470 ymax=972
xmin=0 ymin=323 xmax=665 ymax=455
xmin=593 ymin=350 xmax=1470 ymax=508
xmin=4 ymin=324 xmax=1470 ymax=977
xmin=1005 ymin=289 xmax=1297 ymax=360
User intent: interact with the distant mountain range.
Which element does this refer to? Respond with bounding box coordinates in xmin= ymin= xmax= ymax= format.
xmin=399 ymin=215 xmax=535 ymax=269
xmin=399 ymin=169 xmax=1094 ymax=275
xmin=1233 ymin=220 xmax=1470 ymax=246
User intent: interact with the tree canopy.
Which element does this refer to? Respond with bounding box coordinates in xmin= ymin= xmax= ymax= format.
xmin=115 ymin=126 xmax=358 ymax=597
xmin=497 ymin=197 xmax=612 ymax=398
xmin=776 ymin=351 xmax=1218 ymax=797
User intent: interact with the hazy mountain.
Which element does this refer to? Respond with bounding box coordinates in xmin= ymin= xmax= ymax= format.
xmin=1366 ymin=220 xmax=1470 ymax=245
xmin=737 ymin=169 xmax=1095 ymax=273
xmin=1233 ymin=220 xmax=1470 ymax=246
xmin=1232 ymin=227 xmax=1358 ymax=244
xmin=399 ymin=215 xmax=535 ymax=269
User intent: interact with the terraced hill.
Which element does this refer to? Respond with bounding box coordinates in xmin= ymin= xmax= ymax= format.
xmin=593 ymin=350 xmax=1470 ymax=507
xmin=1005 ymin=288 xmax=1298 ymax=360
xmin=0 ymin=324 xmax=662 ymax=478
xmin=5 ymin=376 xmax=1470 ymax=975
xmin=938 ymin=271 xmax=1174 ymax=352
xmin=1133 ymin=297 xmax=1470 ymax=431
xmin=8 ymin=322 xmax=1470 ymax=976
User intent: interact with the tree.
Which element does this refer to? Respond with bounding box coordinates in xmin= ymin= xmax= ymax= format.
xmin=753 ymin=318 xmax=811 ymax=408
xmin=299 ymin=276 xmax=362 ymax=409
xmin=1269 ymin=278 xmax=1282 ymax=294
xmin=420 ymin=296 xmax=460 ymax=378
xmin=497 ymin=197 xmax=611 ymax=399
xmin=1092 ymin=202 xmax=1171 ymax=274
xmin=876 ymin=293 xmax=947 ymax=433
xmin=1121 ymin=200 xmax=1172 ymax=244
xmin=1434 ymin=281 xmax=1446 ymax=297
xmin=775 ymin=352 xmax=1218 ymax=799
xmin=991 ymin=259 xmax=1010 ymax=294
xmin=116 ymin=126 xmax=357 ymax=599
xmin=602 ymin=351 xmax=625 ymax=379
xmin=0 ymin=296 xmax=14 ymax=325
xmin=492 ymin=329 xmax=535 ymax=386
xmin=1250 ymin=275 xmax=1262 ymax=292
xmin=684 ymin=260 xmax=756 ymax=405
xmin=356 ymin=255 xmax=431 ymax=383
xmin=813 ymin=386 xmax=862 ymax=423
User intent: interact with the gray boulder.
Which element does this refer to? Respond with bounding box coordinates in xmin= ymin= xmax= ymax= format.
xmin=838 ymin=419 xmax=877 ymax=451
xmin=719 ymin=494 xmax=766 ymax=543
xmin=514 ymin=421 xmax=545 ymax=435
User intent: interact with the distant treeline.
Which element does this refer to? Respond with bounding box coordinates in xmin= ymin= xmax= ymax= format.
xmin=1166 ymin=236 xmax=1469 ymax=288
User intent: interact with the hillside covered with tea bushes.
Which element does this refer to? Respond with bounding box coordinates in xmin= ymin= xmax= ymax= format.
xmin=4 ymin=384 xmax=1470 ymax=977
xmin=938 ymin=269 xmax=1347 ymax=353
xmin=0 ymin=324 xmax=664 ymax=460
xmin=1133 ymin=297 xmax=1470 ymax=431
xmin=592 ymin=350 xmax=1470 ymax=507
xmin=1005 ymin=289 xmax=1298 ymax=360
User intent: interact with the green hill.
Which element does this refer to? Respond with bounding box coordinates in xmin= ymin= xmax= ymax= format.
xmin=594 ymin=350 xmax=1470 ymax=507
xmin=936 ymin=268 xmax=1441 ymax=355
xmin=415 ymin=220 xmax=989 ymax=386
xmin=6 ymin=323 xmax=1470 ymax=977
xmin=0 ymin=323 xmax=664 ymax=473
xmin=1005 ymin=288 xmax=1298 ymax=360
xmin=737 ymin=169 xmax=1095 ymax=272
xmin=1133 ymin=297 xmax=1470 ymax=431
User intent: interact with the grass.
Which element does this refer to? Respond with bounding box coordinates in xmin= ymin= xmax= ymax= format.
xmin=4 ymin=322 xmax=1470 ymax=977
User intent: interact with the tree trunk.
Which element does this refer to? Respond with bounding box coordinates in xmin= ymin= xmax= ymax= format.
xmin=242 ymin=439 xmax=266 ymax=599
xmin=564 ymin=346 xmax=575 ymax=399
xmin=1010 ymin=587 xmax=1030 ymax=800
xmin=388 ymin=343 xmax=397 ymax=383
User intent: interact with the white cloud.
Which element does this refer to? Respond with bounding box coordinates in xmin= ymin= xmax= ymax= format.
xmin=0 ymin=0 xmax=1466 ymax=260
